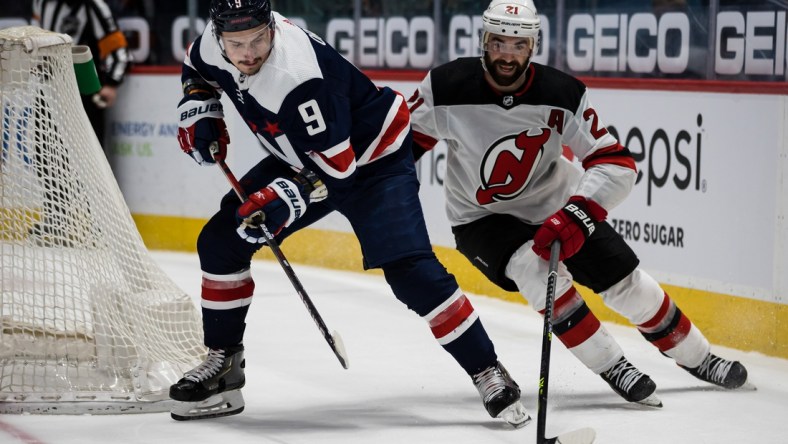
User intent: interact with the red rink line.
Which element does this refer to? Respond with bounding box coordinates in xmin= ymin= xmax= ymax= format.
xmin=0 ymin=419 xmax=46 ymax=444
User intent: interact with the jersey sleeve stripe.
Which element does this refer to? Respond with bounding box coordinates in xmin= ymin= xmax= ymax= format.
xmin=582 ymin=143 xmax=636 ymax=171
xmin=308 ymin=144 xmax=357 ymax=179
xmin=317 ymin=137 xmax=352 ymax=158
xmin=358 ymin=94 xmax=410 ymax=165
xmin=413 ymin=130 xmax=438 ymax=151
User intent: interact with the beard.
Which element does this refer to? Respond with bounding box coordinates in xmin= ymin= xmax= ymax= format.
xmin=484 ymin=53 xmax=528 ymax=87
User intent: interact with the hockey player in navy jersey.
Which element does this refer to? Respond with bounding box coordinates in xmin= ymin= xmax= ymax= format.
xmin=168 ymin=0 xmax=529 ymax=426
xmin=409 ymin=0 xmax=750 ymax=407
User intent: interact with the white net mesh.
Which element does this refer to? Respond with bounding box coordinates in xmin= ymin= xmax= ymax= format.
xmin=0 ymin=26 xmax=204 ymax=414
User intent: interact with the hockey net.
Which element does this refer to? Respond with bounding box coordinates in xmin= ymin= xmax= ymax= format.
xmin=0 ymin=26 xmax=204 ymax=414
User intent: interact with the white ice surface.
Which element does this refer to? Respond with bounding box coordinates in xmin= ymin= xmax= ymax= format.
xmin=1 ymin=251 xmax=786 ymax=444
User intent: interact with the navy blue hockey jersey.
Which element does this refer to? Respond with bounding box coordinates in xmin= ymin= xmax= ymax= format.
xmin=182 ymin=12 xmax=410 ymax=199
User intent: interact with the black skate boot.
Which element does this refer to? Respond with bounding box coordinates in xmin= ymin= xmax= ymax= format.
xmin=169 ymin=345 xmax=246 ymax=420
xmin=600 ymin=356 xmax=662 ymax=407
xmin=679 ymin=352 xmax=749 ymax=389
xmin=471 ymin=361 xmax=531 ymax=428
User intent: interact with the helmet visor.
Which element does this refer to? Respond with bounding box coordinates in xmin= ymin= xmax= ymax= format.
xmin=482 ymin=36 xmax=535 ymax=57
xmin=219 ymin=24 xmax=273 ymax=59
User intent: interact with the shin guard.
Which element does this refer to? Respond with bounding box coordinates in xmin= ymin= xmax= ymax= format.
xmin=423 ymin=289 xmax=497 ymax=374
xmin=542 ymin=287 xmax=623 ymax=373
xmin=201 ymin=268 xmax=255 ymax=347
xmin=638 ymin=292 xmax=710 ymax=367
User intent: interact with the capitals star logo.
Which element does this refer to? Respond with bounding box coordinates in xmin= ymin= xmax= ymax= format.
xmin=262 ymin=120 xmax=282 ymax=137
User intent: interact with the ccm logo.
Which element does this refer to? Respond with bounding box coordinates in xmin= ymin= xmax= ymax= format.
xmin=180 ymin=102 xmax=222 ymax=121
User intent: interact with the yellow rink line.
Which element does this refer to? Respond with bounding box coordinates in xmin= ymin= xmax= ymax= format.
xmin=134 ymin=214 xmax=788 ymax=360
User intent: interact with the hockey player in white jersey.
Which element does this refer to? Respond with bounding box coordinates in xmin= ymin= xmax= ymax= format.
xmin=409 ymin=0 xmax=749 ymax=407
xmin=168 ymin=0 xmax=529 ymax=427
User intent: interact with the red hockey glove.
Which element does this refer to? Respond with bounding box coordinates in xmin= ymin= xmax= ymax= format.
xmin=532 ymin=196 xmax=608 ymax=261
xmin=177 ymin=95 xmax=229 ymax=165
xmin=235 ymin=171 xmax=326 ymax=243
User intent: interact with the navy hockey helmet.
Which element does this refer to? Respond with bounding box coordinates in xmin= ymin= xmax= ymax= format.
xmin=210 ymin=0 xmax=273 ymax=35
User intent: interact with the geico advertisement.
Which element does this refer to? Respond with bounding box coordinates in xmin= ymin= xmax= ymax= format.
xmin=119 ymin=10 xmax=788 ymax=76
xmin=109 ymin=76 xmax=785 ymax=302
xmin=4 ymin=8 xmax=784 ymax=77
xmin=563 ymin=10 xmax=788 ymax=77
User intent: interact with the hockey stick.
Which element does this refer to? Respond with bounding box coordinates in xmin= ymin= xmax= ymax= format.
xmin=209 ymin=144 xmax=349 ymax=369
xmin=536 ymin=241 xmax=595 ymax=444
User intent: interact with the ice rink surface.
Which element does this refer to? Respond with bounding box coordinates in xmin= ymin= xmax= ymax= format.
xmin=1 ymin=251 xmax=786 ymax=444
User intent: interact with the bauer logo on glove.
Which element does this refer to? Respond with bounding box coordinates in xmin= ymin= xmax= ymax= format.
xmin=179 ymin=101 xmax=222 ymax=122
xmin=235 ymin=178 xmax=309 ymax=243
xmin=532 ymin=196 xmax=607 ymax=261
xmin=563 ymin=203 xmax=595 ymax=235
xmin=178 ymin=98 xmax=224 ymax=126
xmin=274 ymin=179 xmax=304 ymax=220
xmin=176 ymin=95 xmax=229 ymax=166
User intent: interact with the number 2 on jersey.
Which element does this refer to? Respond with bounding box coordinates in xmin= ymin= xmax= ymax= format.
xmin=298 ymin=100 xmax=327 ymax=136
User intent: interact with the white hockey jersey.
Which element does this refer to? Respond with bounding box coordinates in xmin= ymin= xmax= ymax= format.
xmin=409 ymin=58 xmax=637 ymax=226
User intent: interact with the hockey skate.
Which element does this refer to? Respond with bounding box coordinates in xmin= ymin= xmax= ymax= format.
xmin=472 ymin=361 xmax=531 ymax=428
xmin=169 ymin=345 xmax=246 ymax=421
xmin=600 ymin=356 xmax=662 ymax=407
xmin=679 ymin=352 xmax=752 ymax=390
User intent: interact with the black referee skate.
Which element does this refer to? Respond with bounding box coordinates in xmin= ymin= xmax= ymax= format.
xmin=679 ymin=352 xmax=750 ymax=389
xmin=169 ymin=345 xmax=246 ymax=420
xmin=472 ymin=361 xmax=531 ymax=428
xmin=600 ymin=356 xmax=662 ymax=407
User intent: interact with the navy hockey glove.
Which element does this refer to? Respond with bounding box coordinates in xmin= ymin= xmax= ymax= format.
xmin=236 ymin=171 xmax=327 ymax=243
xmin=532 ymin=196 xmax=607 ymax=261
xmin=177 ymin=94 xmax=229 ymax=165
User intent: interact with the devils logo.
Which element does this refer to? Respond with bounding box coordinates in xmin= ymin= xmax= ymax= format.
xmin=476 ymin=128 xmax=551 ymax=205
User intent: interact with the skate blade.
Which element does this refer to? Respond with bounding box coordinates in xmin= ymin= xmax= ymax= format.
xmin=498 ymin=401 xmax=532 ymax=429
xmin=734 ymin=380 xmax=757 ymax=391
xmin=635 ymin=393 xmax=663 ymax=408
xmin=171 ymin=390 xmax=245 ymax=421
